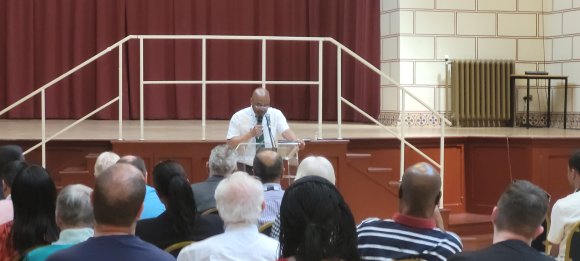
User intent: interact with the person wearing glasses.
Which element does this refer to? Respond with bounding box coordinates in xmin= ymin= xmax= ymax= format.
xmin=226 ymin=87 xmax=304 ymax=174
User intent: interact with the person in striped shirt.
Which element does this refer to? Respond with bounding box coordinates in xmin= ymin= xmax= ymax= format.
xmin=357 ymin=162 xmax=463 ymax=261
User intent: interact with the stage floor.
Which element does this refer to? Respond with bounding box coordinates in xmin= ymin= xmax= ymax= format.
xmin=1 ymin=119 xmax=580 ymax=141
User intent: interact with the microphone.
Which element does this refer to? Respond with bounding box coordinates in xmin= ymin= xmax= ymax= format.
xmin=265 ymin=114 xmax=277 ymax=150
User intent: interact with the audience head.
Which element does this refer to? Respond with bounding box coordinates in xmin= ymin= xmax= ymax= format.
xmin=567 ymin=150 xmax=580 ymax=189
xmin=93 ymin=163 xmax=145 ymax=228
xmin=493 ymin=180 xmax=548 ymax=240
xmin=279 ymin=176 xmax=360 ymax=261
xmin=399 ymin=162 xmax=441 ymax=218
xmin=251 ymin=87 xmax=270 ymax=117
xmin=0 ymin=145 xmax=24 ymax=199
xmin=56 ymin=184 xmax=94 ymax=229
xmin=295 ymin=156 xmax=336 ymax=185
xmin=208 ymin=144 xmax=237 ymax=177
xmin=10 ymin=163 xmax=59 ymax=254
xmin=215 ymin=171 xmax=263 ymax=225
xmin=94 ymin=151 xmax=120 ymax=178
xmin=118 ymin=155 xmax=147 ymax=178
xmin=253 ymin=149 xmax=283 ymax=183
xmin=152 ymin=160 xmax=197 ymax=235
xmin=1 ymin=160 xmax=26 ymax=197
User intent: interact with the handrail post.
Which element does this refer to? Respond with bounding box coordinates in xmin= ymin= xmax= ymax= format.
xmin=262 ymin=39 xmax=266 ymax=89
xmin=41 ymin=89 xmax=46 ymax=168
xmin=318 ymin=40 xmax=323 ymax=139
xmin=400 ymin=90 xmax=405 ymax=179
xmin=337 ymin=46 xmax=342 ymax=139
xmin=201 ymin=38 xmax=207 ymax=140
xmin=139 ymin=36 xmax=145 ymax=141
xmin=118 ymin=44 xmax=123 ymax=140
xmin=440 ymin=119 xmax=445 ymax=207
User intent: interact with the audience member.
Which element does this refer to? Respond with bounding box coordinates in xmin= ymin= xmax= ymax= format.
xmin=93 ymin=151 xmax=119 ymax=178
xmin=294 ymin=155 xmax=336 ymax=185
xmin=178 ymin=172 xmax=278 ymax=261
xmin=253 ymin=149 xmax=284 ymax=226
xmin=548 ymin=150 xmax=580 ymax=260
xmin=0 ymin=145 xmax=24 ymax=200
xmin=47 ymin=163 xmax=174 ymax=261
xmin=357 ymin=162 xmax=462 ymax=261
xmin=191 ymin=144 xmax=237 ymax=213
xmin=278 ymin=175 xmax=360 ymax=261
xmin=136 ymin=160 xmax=224 ymax=256
xmin=449 ymin=180 xmax=551 ymax=261
xmin=0 ymin=163 xmax=59 ymax=260
xmin=117 ymin=155 xmax=165 ymax=219
xmin=270 ymin=155 xmax=337 ymax=239
xmin=0 ymin=161 xmax=26 ymax=225
xmin=25 ymin=184 xmax=94 ymax=261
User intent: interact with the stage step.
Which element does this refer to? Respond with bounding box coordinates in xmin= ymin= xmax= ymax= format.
xmin=449 ymin=213 xmax=493 ymax=236
xmin=58 ymin=167 xmax=93 ymax=188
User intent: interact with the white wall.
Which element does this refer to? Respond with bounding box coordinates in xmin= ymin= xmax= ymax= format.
xmin=379 ymin=0 xmax=579 ymax=127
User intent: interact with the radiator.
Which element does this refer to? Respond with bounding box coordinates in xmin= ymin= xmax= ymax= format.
xmin=451 ymin=59 xmax=515 ymax=127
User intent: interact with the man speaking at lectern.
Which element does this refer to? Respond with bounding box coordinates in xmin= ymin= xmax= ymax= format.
xmin=227 ymin=87 xmax=304 ymax=173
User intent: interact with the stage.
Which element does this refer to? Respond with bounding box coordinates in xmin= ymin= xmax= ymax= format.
xmin=2 ymin=119 xmax=580 ymax=141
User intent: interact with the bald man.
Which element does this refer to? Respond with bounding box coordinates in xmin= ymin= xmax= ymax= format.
xmin=253 ymin=149 xmax=285 ymax=226
xmin=226 ymin=88 xmax=304 ymax=173
xmin=117 ymin=155 xmax=165 ymax=219
xmin=357 ymin=162 xmax=463 ymax=261
xmin=47 ymin=163 xmax=174 ymax=261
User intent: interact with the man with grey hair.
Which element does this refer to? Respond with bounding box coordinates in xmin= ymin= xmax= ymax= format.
xmin=295 ymin=155 xmax=336 ymax=185
xmin=191 ymin=144 xmax=237 ymax=213
xmin=178 ymin=171 xmax=278 ymax=261
xmin=94 ymin=151 xmax=120 ymax=178
xmin=26 ymin=184 xmax=95 ymax=261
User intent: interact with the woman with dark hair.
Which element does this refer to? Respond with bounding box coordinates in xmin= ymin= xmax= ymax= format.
xmin=278 ymin=176 xmax=360 ymax=261
xmin=136 ymin=160 xmax=223 ymax=256
xmin=0 ymin=163 xmax=59 ymax=260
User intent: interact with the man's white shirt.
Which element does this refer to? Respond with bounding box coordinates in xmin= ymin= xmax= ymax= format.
xmin=226 ymin=107 xmax=289 ymax=166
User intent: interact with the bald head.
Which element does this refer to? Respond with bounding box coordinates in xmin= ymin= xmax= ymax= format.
xmin=93 ymin=163 xmax=146 ymax=227
xmin=399 ymin=162 xmax=441 ymax=218
xmin=251 ymin=88 xmax=271 ymax=116
xmin=253 ymin=149 xmax=283 ymax=183
xmin=118 ymin=155 xmax=147 ymax=178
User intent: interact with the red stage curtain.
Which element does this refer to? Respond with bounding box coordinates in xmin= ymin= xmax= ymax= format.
xmin=0 ymin=0 xmax=379 ymax=121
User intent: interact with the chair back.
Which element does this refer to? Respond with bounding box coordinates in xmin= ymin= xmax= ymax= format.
xmin=201 ymin=207 xmax=218 ymax=216
xmin=259 ymin=222 xmax=274 ymax=235
xmin=565 ymin=220 xmax=580 ymax=261
xmin=164 ymin=241 xmax=194 ymax=257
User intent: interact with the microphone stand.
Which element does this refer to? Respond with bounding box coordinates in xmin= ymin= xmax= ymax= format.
xmin=265 ymin=114 xmax=277 ymax=151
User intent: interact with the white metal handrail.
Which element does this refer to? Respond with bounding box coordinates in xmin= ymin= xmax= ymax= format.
xmin=0 ymin=34 xmax=450 ymax=203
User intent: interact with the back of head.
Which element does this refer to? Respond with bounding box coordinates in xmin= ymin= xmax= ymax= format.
xmin=10 ymin=164 xmax=58 ymax=254
xmin=209 ymin=144 xmax=237 ymax=176
xmin=279 ymin=176 xmax=360 ymax=261
xmin=253 ymin=149 xmax=283 ymax=183
xmin=295 ymin=156 xmax=336 ymax=185
xmin=0 ymin=145 xmax=24 ymax=169
xmin=569 ymin=150 xmax=580 ymax=173
xmin=152 ymin=160 xmax=197 ymax=235
xmin=215 ymin=171 xmax=263 ymax=225
xmin=57 ymin=184 xmax=94 ymax=228
xmin=495 ymin=180 xmax=548 ymax=238
xmin=94 ymin=151 xmax=120 ymax=178
xmin=399 ymin=162 xmax=441 ymax=217
xmin=1 ymin=160 xmax=27 ymax=190
xmin=117 ymin=155 xmax=147 ymax=177
xmin=93 ymin=163 xmax=146 ymax=227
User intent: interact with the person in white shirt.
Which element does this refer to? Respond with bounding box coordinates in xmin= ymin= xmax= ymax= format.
xmin=226 ymin=87 xmax=304 ymax=173
xmin=548 ymin=150 xmax=580 ymax=260
xmin=177 ymin=171 xmax=279 ymax=261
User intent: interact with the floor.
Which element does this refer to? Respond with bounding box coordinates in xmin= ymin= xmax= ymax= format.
xmin=2 ymin=119 xmax=580 ymax=141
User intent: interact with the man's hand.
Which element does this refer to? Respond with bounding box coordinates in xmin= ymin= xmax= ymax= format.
xmin=251 ymin=125 xmax=263 ymax=137
xmin=297 ymin=139 xmax=306 ymax=150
